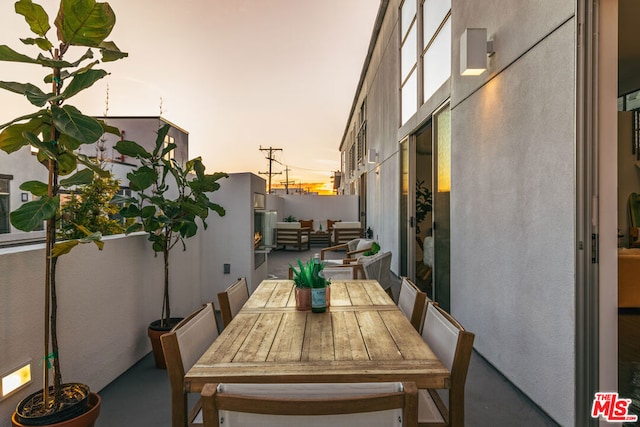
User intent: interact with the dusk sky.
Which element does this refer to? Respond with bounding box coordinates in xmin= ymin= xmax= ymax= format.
xmin=0 ymin=0 xmax=380 ymax=192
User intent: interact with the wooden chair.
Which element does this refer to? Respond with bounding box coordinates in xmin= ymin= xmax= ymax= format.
xmin=161 ymin=303 xmax=220 ymax=427
xmin=217 ymin=277 xmax=249 ymax=328
xmin=201 ymin=381 xmax=418 ymax=427
xmin=418 ymin=303 xmax=474 ymax=427
xmin=331 ymin=221 xmax=364 ymax=245
xmin=398 ymin=277 xmax=427 ymax=331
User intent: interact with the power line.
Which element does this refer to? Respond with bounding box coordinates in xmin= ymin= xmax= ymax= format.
xmin=258 ymin=146 xmax=282 ymax=193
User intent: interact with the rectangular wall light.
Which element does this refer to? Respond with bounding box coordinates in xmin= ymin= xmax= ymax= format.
xmin=1 ymin=361 xmax=31 ymax=400
xmin=460 ymin=28 xmax=494 ymax=76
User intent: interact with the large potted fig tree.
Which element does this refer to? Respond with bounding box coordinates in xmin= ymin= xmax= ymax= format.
xmin=113 ymin=125 xmax=227 ymax=368
xmin=0 ymin=0 xmax=127 ymax=425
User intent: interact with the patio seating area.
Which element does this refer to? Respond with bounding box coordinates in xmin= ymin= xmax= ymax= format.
xmin=93 ymin=248 xmax=559 ymax=427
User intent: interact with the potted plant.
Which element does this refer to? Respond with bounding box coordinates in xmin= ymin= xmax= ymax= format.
xmin=0 ymin=0 xmax=127 ymax=425
xmin=113 ymin=125 xmax=227 ymax=368
xmin=290 ymin=257 xmax=330 ymax=312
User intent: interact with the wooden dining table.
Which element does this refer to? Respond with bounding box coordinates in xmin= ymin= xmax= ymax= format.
xmin=185 ymin=279 xmax=450 ymax=392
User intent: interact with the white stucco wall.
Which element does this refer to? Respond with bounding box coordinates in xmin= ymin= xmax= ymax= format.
xmin=450 ymin=1 xmax=576 ymax=424
xmin=0 ymin=233 xmax=203 ymax=426
xmin=279 ymin=195 xmax=359 ymax=230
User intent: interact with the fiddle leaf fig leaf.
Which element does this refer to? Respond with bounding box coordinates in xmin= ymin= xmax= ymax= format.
xmin=55 ymin=0 xmax=115 ymax=47
xmin=52 ymin=240 xmax=79 ymax=257
xmin=0 ymin=118 xmax=46 ymax=153
xmin=56 ymin=151 xmax=77 ymax=176
xmin=10 ymin=195 xmax=59 ymax=231
xmin=15 ymin=0 xmax=51 ymax=37
xmin=0 ymin=45 xmax=38 ymax=64
xmin=52 ymin=104 xmax=103 ymax=144
xmin=77 ymin=153 xmax=109 ymax=177
xmin=0 ymin=81 xmax=51 ymax=107
xmin=60 ymin=69 xmax=107 ymax=100
xmin=19 ymin=37 xmax=54 ymax=52
xmin=152 ymin=123 xmax=170 ymax=157
xmin=114 ymin=139 xmax=151 ymax=159
xmin=19 ymin=180 xmax=48 ymax=196
xmin=99 ymin=41 xmax=127 ymax=62
xmin=127 ymin=166 xmax=157 ymax=191
xmin=59 ymin=168 xmax=94 ymax=187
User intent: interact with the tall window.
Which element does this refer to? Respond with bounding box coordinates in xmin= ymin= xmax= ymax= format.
xmin=422 ymin=0 xmax=451 ymax=103
xmin=400 ymin=0 xmax=418 ymax=124
xmin=357 ymin=99 xmax=367 ymax=164
xmin=0 ymin=177 xmax=11 ymax=234
xmin=163 ymin=134 xmax=175 ymax=161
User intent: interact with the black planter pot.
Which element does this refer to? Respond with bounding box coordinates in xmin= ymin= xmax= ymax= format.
xmin=148 ymin=317 xmax=183 ymax=369
xmin=14 ymin=383 xmax=90 ymax=426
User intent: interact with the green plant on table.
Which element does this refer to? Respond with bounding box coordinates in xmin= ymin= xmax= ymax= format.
xmin=0 ymin=0 xmax=127 ymax=421
xmin=363 ymin=241 xmax=380 ymax=256
xmin=290 ymin=258 xmax=329 ymax=289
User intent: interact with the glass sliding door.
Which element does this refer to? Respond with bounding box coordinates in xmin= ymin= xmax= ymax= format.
xmin=433 ymin=103 xmax=451 ymax=311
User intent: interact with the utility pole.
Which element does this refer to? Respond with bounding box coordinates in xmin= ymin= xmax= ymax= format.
xmin=259 ymin=146 xmax=282 ymax=193
xmin=279 ymin=165 xmax=292 ymax=194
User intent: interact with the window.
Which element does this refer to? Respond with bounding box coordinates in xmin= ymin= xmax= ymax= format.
xmin=400 ymin=0 xmax=418 ymax=125
xmin=163 ymin=134 xmax=175 ymax=161
xmin=0 ymin=177 xmax=11 ymax=234
xmin=422 ymin=0 xmax=451 ymax=103
xmin=357 ymin=99 xmax=367 ymax=164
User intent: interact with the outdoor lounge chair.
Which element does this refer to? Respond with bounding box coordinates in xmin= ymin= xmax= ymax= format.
xmin=275 ymin=222 xmax=311 ymax=251
xmin=201 ymin=381 xmax=418 ymax=427
xmin=398 ymin=277 xmax=427 ymax=332
xmin=161 ymin=303 xmax=220 ymax=427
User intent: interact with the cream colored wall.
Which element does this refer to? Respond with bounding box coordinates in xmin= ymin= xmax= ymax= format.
xmin=0 ymin=233 xmax=203 ymax=426
xmin=450 ymin=1 xmax=576 ymax=424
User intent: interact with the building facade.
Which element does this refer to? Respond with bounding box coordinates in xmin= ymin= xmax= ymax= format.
xmin=339 ymin=1 xmax=628 ymax=425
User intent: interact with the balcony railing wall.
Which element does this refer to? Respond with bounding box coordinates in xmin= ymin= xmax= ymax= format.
xmin=0 ymin=232 xmax=203 ymax=426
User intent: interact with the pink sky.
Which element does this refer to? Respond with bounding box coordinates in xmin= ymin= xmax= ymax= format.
xmin=0 ymin=0 xmax=380 ymax=191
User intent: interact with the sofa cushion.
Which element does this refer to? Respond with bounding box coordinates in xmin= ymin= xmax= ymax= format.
xmin=299 ymin=219 xmax=313 ymax=229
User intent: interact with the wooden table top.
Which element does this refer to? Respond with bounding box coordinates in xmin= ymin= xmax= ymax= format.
xmin=185 ymin=279 xmax=450 ymax=392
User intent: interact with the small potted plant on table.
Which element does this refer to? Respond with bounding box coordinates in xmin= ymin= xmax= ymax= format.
xmin=290 ymin=256 xmax=330 ymax=312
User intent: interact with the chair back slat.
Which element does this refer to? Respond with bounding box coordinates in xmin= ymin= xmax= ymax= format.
xmin=421 ymin=303 xmax=460 ymax=372
xmin=398 ymin=277 xmax=426 ymax=331
xmin=218 ymin=277 xmax=249 ymax=328
xmin=175 ymin=305 xmax=219 ymax=372
xmin=202 ymin=382 xmax=417 ymax=427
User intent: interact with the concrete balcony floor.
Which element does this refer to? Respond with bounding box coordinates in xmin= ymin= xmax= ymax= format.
xmin=95 ymin=248 xmax=559 ymax=427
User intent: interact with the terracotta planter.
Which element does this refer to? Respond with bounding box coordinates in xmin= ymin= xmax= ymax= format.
xmin=12 ymin=392 xmax=101 ymax=427
xmin=295 ymin=287 xmax=311 ymax=311
xmin=148 ymin=317 xmax=183 ymax=369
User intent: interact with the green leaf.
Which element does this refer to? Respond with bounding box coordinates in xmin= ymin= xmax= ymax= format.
xmin=10 ymin=196 xmax=59 ymax=231
xmin=0 ymin=45 xmax=38 ymax=64
xmin=52 ymin=104 xmax=103 ymax=144
xmin=15 ymin=0 xmax=51 ymax=37
xmin=60 ymin=69 xmax=108 ymax=100
xmin=57 ymin=151 xmax=77 ymax=176
xmin=99 ymin=41 xmax=128 ymax=62
xmin=58 ymin=132 xmax=82 ymax=150
xmin=207 ymin=202 xmax=226 ymax=217
xmin=109 ymin=194 xmax=137 ymax=205
xmin=52 ymin=240 xmax=79 ymax=257
xmin=55 ymin=0 xmax=116 ymax=47
xmin=0 ymin=118 xmax=45 ymax=153
xmin=127 ymin=166 xmax=158 ymax=191
xmin=179 ymin=220 xmax=198 ymax=238
xmin=69 ymin=48 xmax=94 ymax=67
xmin=140 ymin=205 xmax=156 ymax=218
xmin=152 ymin=124 xmax=170 ymax=157
xmin=0 ymin=110 xmax=48 ymax=131
xmin=0 ymin=81 xmax=50 ymax=107
xmin=20 ymin=37 xmax=53 ymax=51
xmin=125 ymin=223 xmax=143 ymax=234
xmin=60 ymin=168 xmax=94 ymax=187
xmin=114 ymin=140 xmax=152 ymax=159
xmin=19 ymin=180 xmax=48 ymax=196
xmin=119 ymin=204 xmax=140 ymax=218
xmin=98 ymin=119 xmax=120 ymax=136
xmin=76 ymin=153 xmax=109 ymax=177
xmin=161 ymin=142 xmax=177 ymax=159
xmin=35 ymin=53 xmax=72 ymax=68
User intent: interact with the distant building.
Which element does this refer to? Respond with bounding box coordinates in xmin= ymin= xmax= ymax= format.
xmin=0 ymin=116 xmax=188 ymax=246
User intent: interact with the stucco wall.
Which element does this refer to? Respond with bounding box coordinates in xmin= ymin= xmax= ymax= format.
xmin=0 ymin=233 xmax=203 ymax=426
xmin=450 ymin=1 xmax=576 ymax=424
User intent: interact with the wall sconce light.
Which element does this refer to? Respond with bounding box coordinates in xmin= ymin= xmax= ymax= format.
xmin=367 ymin=148 xmax=378 ymax=164
xmin=1 ymin=361 xmax=31 ymax=400
xmin=21 ymin=193 xmax=28 ymax=202
xmin=460 ymin=28 xmax=494 ymax=76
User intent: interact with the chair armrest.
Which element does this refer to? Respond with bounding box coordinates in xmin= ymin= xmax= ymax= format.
xmin=321 ymin=243 xmax=348 ymax=260
xmin=346 ymin=247 xmax=372 ymax=258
